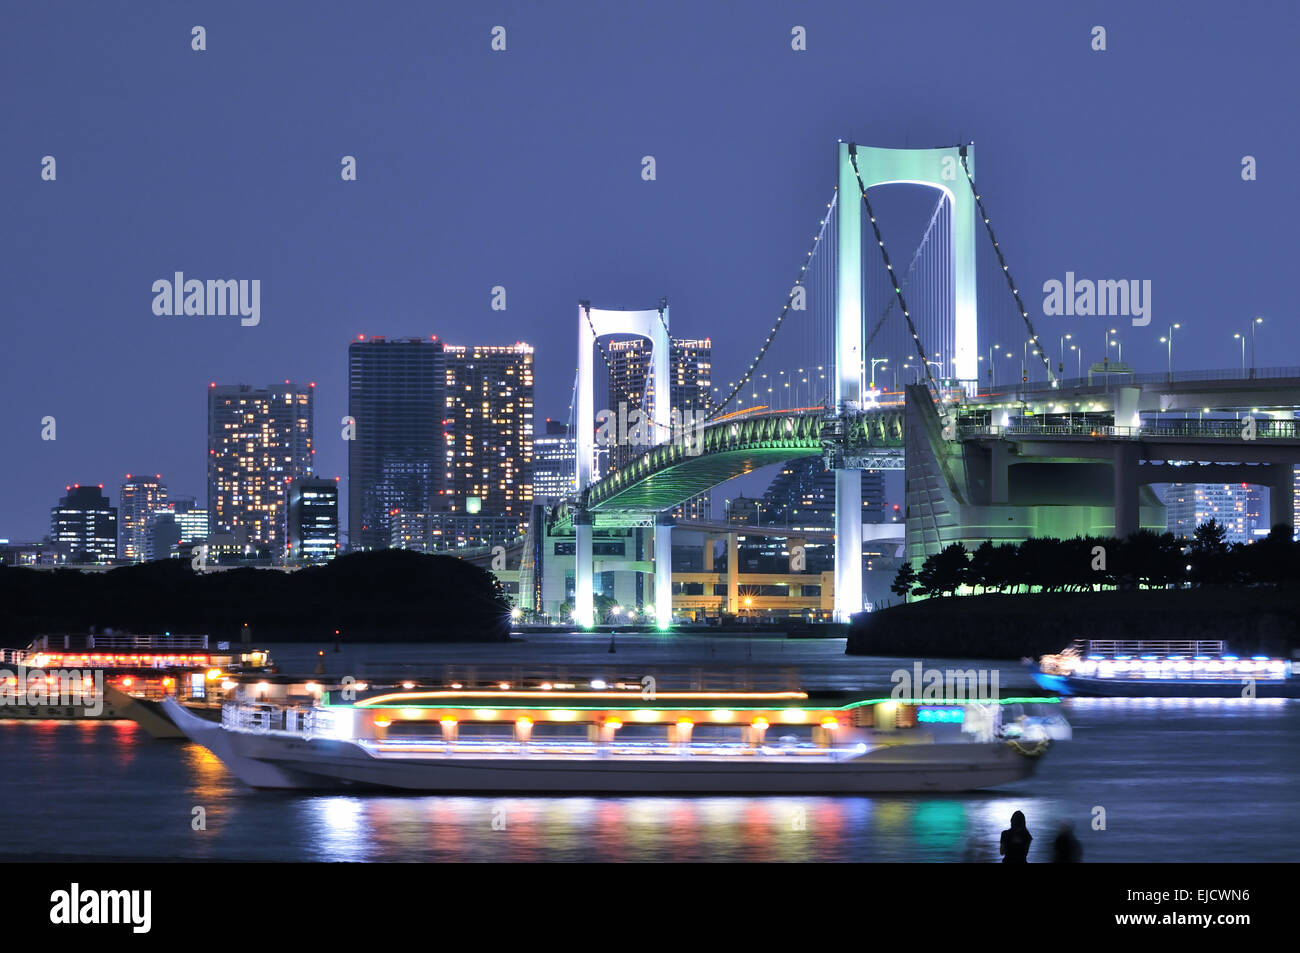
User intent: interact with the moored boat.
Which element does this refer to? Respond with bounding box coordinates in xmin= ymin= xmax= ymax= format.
xmin=164 ymin=681 xmax=1071 ymax=794
xmin=1027 ymin=639 xmax=1298 ymax=698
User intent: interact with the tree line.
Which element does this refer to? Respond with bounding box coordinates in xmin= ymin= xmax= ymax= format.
xmin=891 ymin=518 xmax=1300 ymax=599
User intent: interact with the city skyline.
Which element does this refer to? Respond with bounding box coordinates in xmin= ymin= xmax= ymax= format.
xmin=4 ymin=3 xmax=1297 ymax=543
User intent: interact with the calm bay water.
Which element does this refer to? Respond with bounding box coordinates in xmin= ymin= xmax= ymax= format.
xmin=0 ymin=633 xmax=1295 ymax=862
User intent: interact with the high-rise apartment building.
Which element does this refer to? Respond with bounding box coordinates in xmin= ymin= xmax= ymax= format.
xmin=760 ymin=458 xmax=887 ymax=529
xmin=207 ymin=382 xmax=314 ymax=547
xmin=50 ymin=484 xmax=117 ymax=564
xmin=347 ymin=337 xmax=445 ymax=552
xmin=605 ymin=336 xmax=712 ymax=519
xmin=442 ymin=343 xmax=534 ymax=530
xmin=118 ymin=473 xmax=167 ymax=562
xmin=1164 ymin=482 xmax=1265 ymax=544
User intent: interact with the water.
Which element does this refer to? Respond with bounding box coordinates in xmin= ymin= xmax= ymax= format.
xmin=1 ymin=633 xmax=1295 ymax=862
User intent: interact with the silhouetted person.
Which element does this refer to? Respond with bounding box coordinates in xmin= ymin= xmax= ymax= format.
xmin=1000 ymin=810 xmax=1032 ymax=863
xmin=1052 ymin=823 xmax=1082 ymax=863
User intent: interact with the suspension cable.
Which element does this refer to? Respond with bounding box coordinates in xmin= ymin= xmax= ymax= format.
xmin=847 ymin=143 xmax=941 ymax=401
xmin=958 ymin=147 xmax=1055 ymax=384
xmin=708 ymin=189 xmax=838 ymax=420
xmin=863 ymin=192 xmax=946 ymax=357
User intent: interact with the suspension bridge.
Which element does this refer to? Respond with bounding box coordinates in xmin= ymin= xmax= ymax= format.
xmin=538 ymin=141 xmax=1300 ymax=629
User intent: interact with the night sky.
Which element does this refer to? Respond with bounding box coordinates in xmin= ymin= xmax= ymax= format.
xmin=3 ymin=1 xmax=1296 ymax=541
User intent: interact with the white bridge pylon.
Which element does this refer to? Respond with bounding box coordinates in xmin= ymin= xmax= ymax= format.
xmin=834 ymin=142 xmax=978 ymax=620
xmin=575 ymin=302 xmax=672 ymax=630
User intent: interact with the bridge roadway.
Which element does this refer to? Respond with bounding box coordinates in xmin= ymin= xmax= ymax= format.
xmin=540 ymin=369 xmax=1300 ymax=625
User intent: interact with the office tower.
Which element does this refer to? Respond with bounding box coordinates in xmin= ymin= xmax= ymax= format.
xmin=1164 ymin=482 xmax=1265 ymax=544
xmin=442 ymin=343 xmax=534 ymax=531
xmin=606 ymin=336 xmax=712 ymax=519
xmin=118 ymin=473 xmax=167 ymax=562
xmin=760 ymin=458 xmax=886 ymax=529
xmin=146 ymin=496 xmax=210 ymax=560
xmin=50 ymin=484 xmax=117 ymax=564
xmin=533 ymin=418 xmax=576 ymax=501
xmin=348 ymin=337 xmax=445 ymax=552
xmin=207 ymin=382 xmax=314 ymax=548
xmin=286 ymin=477 xmax=340 ymax=563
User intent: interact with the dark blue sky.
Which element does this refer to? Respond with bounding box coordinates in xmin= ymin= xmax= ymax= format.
xmin=3 ymin=1 xmax=1296 ymax=540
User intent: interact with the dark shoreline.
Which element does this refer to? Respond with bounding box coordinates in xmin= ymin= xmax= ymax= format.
xmin=848 ymin=589 xmax=1300 ymax=659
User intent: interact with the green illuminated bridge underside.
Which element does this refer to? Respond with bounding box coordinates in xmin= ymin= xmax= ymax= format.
xmin=549 ymin=409 xmax=905 ymax=533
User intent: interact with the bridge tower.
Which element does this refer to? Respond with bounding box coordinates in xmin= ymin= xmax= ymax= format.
xmin=834 ymin=142 xmax=978 ymax=619
xmin=575 ymin=302 xmax=672 ymax=629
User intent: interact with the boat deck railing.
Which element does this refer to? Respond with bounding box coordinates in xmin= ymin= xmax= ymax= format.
xmin=1066 ymin=639 xmax=1228 ymax=658
xmin=345 ymin=663 xmax=805 ymax=692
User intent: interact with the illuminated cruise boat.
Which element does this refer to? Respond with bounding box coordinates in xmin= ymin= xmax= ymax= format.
xmin=163 ymin=683 xmax=1070 ymax=793
xmin=0 ymin=634 xmax=273 ymax=733
xmin=1028 ymin=640 xmax=1298 ymax=698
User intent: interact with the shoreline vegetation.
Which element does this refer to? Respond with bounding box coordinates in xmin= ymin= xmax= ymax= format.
xmin=850 ymin=519 xmax=1300 ymax=659
xmin=0 ymin=550 xmax=512 ymax=646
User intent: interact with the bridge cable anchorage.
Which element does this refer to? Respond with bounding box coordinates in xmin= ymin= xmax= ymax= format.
xmin=958 ymin=147 xmax=1055 ymax=385
xmin=707 ymin=188 xmax=839 ymax=421
xmin=847 ymin=143 xmax=941 ymax=403
xmin=863 ymin=192 xmax=946 ymax=357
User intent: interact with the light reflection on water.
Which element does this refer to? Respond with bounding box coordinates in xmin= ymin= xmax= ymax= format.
xmin=0 ymin=635 xmax=1295 ymax=862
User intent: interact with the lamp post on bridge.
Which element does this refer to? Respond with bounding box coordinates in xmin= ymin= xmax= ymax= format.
xmin=1233 ymin=331 xmax=1246 ymax=375
xmin=868 ymin=358 xmax=888 ymax=403
xmin=1251 ymin=317 xmax=1263 ymax=378
xmin=987 ymin=344 xmax=1000 ymax=388
xmin=1059 ymin=333 xmax=1072 ymax=382
xmin=1159 ymin=323 xmax=1181 ymax=379
xmin=1070 ymin=344 xmax=1082 ymax=379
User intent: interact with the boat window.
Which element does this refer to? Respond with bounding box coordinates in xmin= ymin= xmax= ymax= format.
xmin=613 ymin=724 xmax=670 ymax=743
xmin=691 ymin=725 xmax=745 ymax=744
xmin=459 ymin=723 xmax=515 ymax=740
xmin=531 ymin=722 xmax=591 ymax=742
xmin=385 ymin=722 xmax=443 ymax=740
xmin=771 ymin=725 xmax=816 ymax=745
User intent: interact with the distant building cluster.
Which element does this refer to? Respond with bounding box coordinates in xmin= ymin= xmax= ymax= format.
xmin=1163 ymin=482 xmax=1267 ymax=545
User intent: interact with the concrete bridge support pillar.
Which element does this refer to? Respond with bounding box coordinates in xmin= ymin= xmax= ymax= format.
xmin=834 ymin=470 xmax=863 ymax=620
xmin=654 ymin=513 xmax=674 ymax=629
xmin=1269 ymin=464 xmax=1296 ymax=533
xmin=703 ymin=535 xmax=715 ymax=572
xmin=727 ymin=532 xmax=739 ymax=614
xmin=990 ymin=441 xmax=1010 ymax=504
xmin=1112 ymin=443 xmax=1140 ymax=539
xmin=575 ymin=511 xmax=594 ymax=628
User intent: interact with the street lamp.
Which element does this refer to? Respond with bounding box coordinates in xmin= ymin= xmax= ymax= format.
xmin=1160 ymin=323 xmax=1180 ymax=377
xmin=1070 ymin=343 xmax=1082 ymax=378
xmin=1108 ymin=334 xmax=1122 ymax=364
xmin=987 ymin=344 xmax=1001 ymax=385
xmin=1059 ymin=333 xmax=1071 ymax=379
xmin=1250 ymin=317 xmax=1263 ymax=377
xmin=1233 ymin=332 xmax=1246 ymax=374
xmin=869 ymin=358 xmax=888 ymax=389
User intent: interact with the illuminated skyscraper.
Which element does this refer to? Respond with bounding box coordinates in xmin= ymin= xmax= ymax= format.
xmin=347 ymin=337 xmax=445 ymax=552
xmin=118 ymin=473 xmax=167 ymax=562
xmin=1164 ymin=482 xmax=1264 ymax=544
xmin=50 ymin=484 xmax=117 ymax=564
xmin=146 ymin=496 xmax=208 ymax=560
xmin=533 ymin=418 xmax=576 ymax=501
xmin=207 ymin=382 xmax=314 ymax=547
xmin=442 ymin=343 xmax=534 ymax=531
xmin=286 ymin=477 xmax=340 ymax=563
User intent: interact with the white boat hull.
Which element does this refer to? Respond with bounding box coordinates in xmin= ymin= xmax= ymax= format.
xmin=163 ymin=700 xmax=1041 ymax=794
